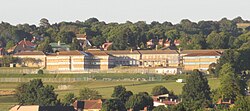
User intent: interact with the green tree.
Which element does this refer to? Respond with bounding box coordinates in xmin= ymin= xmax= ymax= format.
xmin=1 ymin=56 xmax=18 ymax=67
xmin=101 ymin=99 xmax=126 ymax=111
xmin=151 ymin=85 xmax=169 ymax=96
xmin=181 ymin=70 xmax=211 ymax=111
xmin=219 ymin=63 xmax=246 ymax=101
xmin=231 ymin=96 xmax=250 ymax=111
xmin=62 ymin=93 xmax=75 ymax=106
xmin=5 ymin=41 xmax=14 ymax=49
xmin=112 ymin=85 xmax=133 ymax=103
xmin=153 ymin=105 xmax=168 ymax=111
xmin=125 ymin=92 xmax=153 ymax=111
xmin=15 ymin=79 xmax=58 ymax=106
xmin=79 ymin=88 xmax=102 ymax=100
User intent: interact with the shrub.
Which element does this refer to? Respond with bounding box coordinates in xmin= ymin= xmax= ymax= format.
xmin=37 ymin=69 xmax=43 ymax=74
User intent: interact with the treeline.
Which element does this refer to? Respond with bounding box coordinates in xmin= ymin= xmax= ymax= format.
xmin=0 ymin=17 xmax=250 ymax=51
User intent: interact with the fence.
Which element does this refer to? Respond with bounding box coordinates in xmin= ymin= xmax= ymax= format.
xmin=0 ymin=68 xmax=39 ymax=74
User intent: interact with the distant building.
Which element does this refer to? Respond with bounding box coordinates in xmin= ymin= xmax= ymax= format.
xmin=182 ymin=50 xmax=222 ymax=71
xmin=146 ymin=39 xmax=158 ymax=49
xmin=49 ymin=41 xmax=70 ymax=52
xmin=152 ymin=94 xmax=180 ymax=107
xmin=73 ymin=99 xmax=104 ymax=111
xmin=7 ymin=39 xmax=37 ymax=54
xmin=13 ymin=51 xmax=46 ymax=68
xmin=101 ymin=42 xmax=112 ymax=50
xmin=76 ymin=34 xmax=92 ymax=48
xmin=155 ymin=67 xmax=182 ymax=75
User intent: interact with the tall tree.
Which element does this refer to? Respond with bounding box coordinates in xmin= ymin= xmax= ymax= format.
xmin=181 ymin=70 xmax=211 ymax=111
xmin=15 ymin=79 xmax=58 ymax=106
xmin=79 ymin=88 xmax=102 ymax=100
xmin=151 ymin=85 xmax=169 ymax=96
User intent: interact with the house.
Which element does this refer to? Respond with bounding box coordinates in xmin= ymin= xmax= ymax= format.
xmin=163 ymin=39 xmax=171 ymax=47
xmin=139 ymin=50 xmax=180 ymax=67
xmin=49 ymin=41 xmax=70 ymax=52
xmin=101 ymin=42 xmax=112 ymax=50
xmin=182 ymin=50 xmax=222 ymax=71
xmin=7 ymin=39 xmax=37 ymax=54
xmin=174 ymin=39 xmax=180 ymax=46
xmin=9 ymin=105 xmax=74 ymax=111
xmin=73 ymin=99 xmax=104 ymax=111
xmin=46 ymin=50 xmax=85 ymax=71
xmin=105 ymin=49 xmax=141 ymax=66
xmin=152 ymin=94 xmax=179 ymax=107
xmin=76 ymin=34 xmax=92 ymax=48
xmin=146 ymin=39 xmax=158 ymax=49
xmin=13 ymin=51 xmax=46 ymax=68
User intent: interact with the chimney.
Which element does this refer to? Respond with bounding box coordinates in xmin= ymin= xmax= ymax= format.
xmin=58 ymin=41 xmax=61 ymax=46
xmin=130 ymin=49 xmax=133 ymax=53
xmin=155 ymin=45 xmax=158 ymax=50
xmin=24 ymin=38 xmax=26 ymax=41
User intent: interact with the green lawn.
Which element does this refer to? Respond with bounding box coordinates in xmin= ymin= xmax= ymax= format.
xmin=0 ymin=74 xmax=221 ymax=111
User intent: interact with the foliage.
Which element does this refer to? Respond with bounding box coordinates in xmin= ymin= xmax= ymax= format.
xmin=101 ymin=99 xmax=126 ymax=111
xmin=151 ymin=85 xmax=169 ymax=96
xmin=231 ymin=96 xmax=250 ymax=111
xmin=153 ymin=105 xmax=168 ymax=111
xmin=79 ymin=87 xmax=102 ymax=100
xmin=125 ymin=92 xmax=153 ymax=111
xmin=0 ymin=56 xmax=18 ymax=67
xmin=111 ymin=85 xmax=133 ymax=103
xmin=62 ymin=93 xmax=75 ymax=106
xmin=181 ymin=70 xmax=211 ymax=111
xmin=37 ymin=69 xmax=43 ymax=74
xmin=15 ymin=79 xmax=58 ymax=106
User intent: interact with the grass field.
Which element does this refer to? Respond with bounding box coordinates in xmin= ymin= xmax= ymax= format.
xmin=0 ymin=78 xmax=220 ymax=111
xmin=0 ymin=72 xmax=220 ymax=111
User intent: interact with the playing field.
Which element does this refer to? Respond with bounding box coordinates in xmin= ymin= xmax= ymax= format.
xmin=0 ymin=78 xmax=220 ymax=111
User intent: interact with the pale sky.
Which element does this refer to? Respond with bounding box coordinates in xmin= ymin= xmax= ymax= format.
xmin=0 ymin=0 xmax=249 ymax=25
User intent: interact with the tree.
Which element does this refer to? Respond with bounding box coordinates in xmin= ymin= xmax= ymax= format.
xmin=62 ymin=93 xmax=75 ymax=106
xmin=40 ymin=18 xmax=50 ymax=28
xmin=15 ymin=79 xmax=58 ymax=106
xmin=151 ymin=85 xmax=169 ymax=96
xmin=231 ymin=96 xmax=250 ymax=111
xmin=218 ymin=63 xmax=246 ymax=101
xmin=79 ymin=88 xmax=102 ymax=100
xmin=181 ymin=70 xmax=211 ymax=111
xmin=5 ymin=41 xmax=14 ymax=49
xmin=153 ymin=105 xmax=168 ymax=111
xmin=1 ymin=56 xmax=17 ymax=67
xmin=125 ymin=92 xmax=153 ymax=111
xmin=112 ymin=85 xmax=133 ymax=103
xmin=101 ymin=99 xmax=126 ymax=111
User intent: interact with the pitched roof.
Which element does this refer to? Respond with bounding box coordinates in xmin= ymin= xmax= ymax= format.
xmin=73 ymin=99 xmax=104 ymax=110
xmin=18 ymin=40 xmax=36 ymax=47
xmin=138 ymin=50 xmax=179 ymax=54
xmin=14 ymin=51 xmax=45 ymax=56
xmin=76 ymin=34 xmax=87 ymax=40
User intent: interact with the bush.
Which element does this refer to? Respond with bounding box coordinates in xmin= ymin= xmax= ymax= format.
xmin=37 ymin=70 xmax=43 ymax=74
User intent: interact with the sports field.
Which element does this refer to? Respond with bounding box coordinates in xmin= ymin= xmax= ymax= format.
xmin=0 ymin=73 xmax=220 ymax=111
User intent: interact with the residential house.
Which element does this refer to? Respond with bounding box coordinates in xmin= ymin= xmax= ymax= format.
xmin=73 ymin=99 xmax=104 ymax=111
xmin=139 ymin=50 xmax=180 ymax=67
xmin=7 ymin=39 xmax=37 ymax=54
xmin=174 ymin=39 xmax=180 ymax=46
xmin=13 ymin=51 xmax=46 ymax=68
xmin=152 ymin=94 xmax=179 ymax=107
xmin=46 ymin=50 xmax=85 ymax=71
xmin=105 ymin=50 xmax=140 ymax=66
xmin=146 ymin=39 xmax=158 ymax=49
xmin=76 ymin=34 xmax=92 ymax=48
xmin=49 ymin=41 xmax=70 ymax=52
xmin=182 ymin=50 xmax=222 ymax=71
xmin=101 ymin=42 xmax=112 ymax=50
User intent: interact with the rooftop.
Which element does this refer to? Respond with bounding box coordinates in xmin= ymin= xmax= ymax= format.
xmin=14 ymin=51 xmax=45 ymax=56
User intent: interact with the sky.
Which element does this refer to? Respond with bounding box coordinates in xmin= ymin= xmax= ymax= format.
xmin=0 ymin=0 xmax=250 ymax=25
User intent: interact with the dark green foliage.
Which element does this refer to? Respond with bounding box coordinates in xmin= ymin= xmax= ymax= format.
xmin=62 ymin=93 xmax=75 ymax=106
xmin=37 ymin=69 xmax=43 ymax=74
xmin=15 ymin=79 xmax=58 ymax=106
xmin=181 ymin=70 xmax=211 ymax=111
xmin=0 ymin=56 xmax=18 ymax=67
xmin=153 ymin=105 xmax=168 ymax=111
xmin=79 ymin=88 xmax=102 ymax=100
xmin=125 ymin=92 xmax=153 ymax=111
xmin=101 ymin=99 xmax=126 ymax=111
xmin=112 ymin=85 xmax=133 ymax=103
xmin=151 ymin=85 xmax=169 ymax=96
xmin=231 ymin=96 xmax=250 ymax=111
